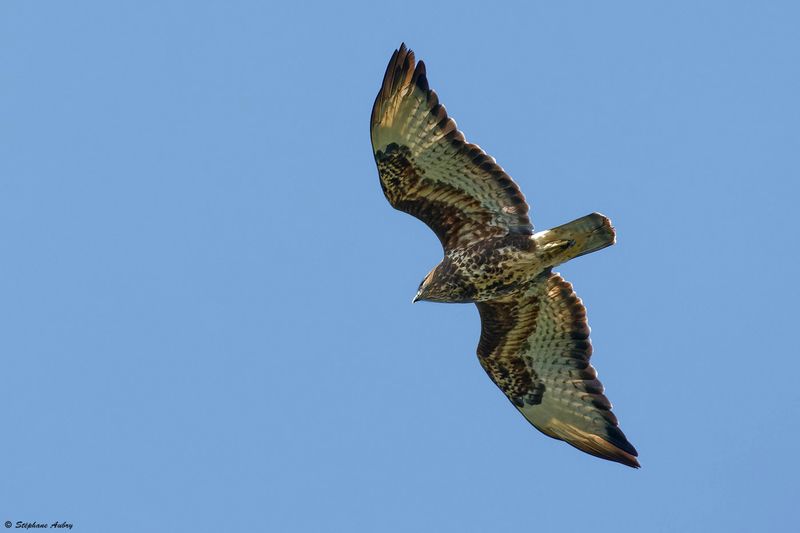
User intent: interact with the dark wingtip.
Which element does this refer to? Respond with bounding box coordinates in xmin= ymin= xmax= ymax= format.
xmin=618 ymin=453 xmax=641 ymax=469
xmin=587 ymin=440 xmax=640 ymax=469
xmin=413 ymin=60 xmax=429 ymax=92
xmin=607 ymin=439 xmax=640 ymax=469
xmin=373 ymin=43 xmax=416 ymax=130
xmin=609 ymin=438 xmax=640 ymax=469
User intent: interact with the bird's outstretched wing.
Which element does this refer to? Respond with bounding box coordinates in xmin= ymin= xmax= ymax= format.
xmin=476 ymin=273 xmax=639 ymax=468
xmin=371 ymin=44 xmax=532 ymax=251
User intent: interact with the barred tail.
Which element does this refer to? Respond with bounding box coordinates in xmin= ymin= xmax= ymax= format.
xmin=533 ymin=212 xmax=616 ymax=266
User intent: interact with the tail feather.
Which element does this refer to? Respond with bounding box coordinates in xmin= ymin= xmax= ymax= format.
xmin=534 ymin=212 xmax=616 ymax=265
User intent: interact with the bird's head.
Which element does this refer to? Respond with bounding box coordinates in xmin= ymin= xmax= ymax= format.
xmin=413 ymin=268 xmax=439 ymax=303
xmin=413 ymin=261 xmax=473 ymax=303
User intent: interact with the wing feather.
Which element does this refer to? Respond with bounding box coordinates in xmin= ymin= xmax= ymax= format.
xmin=476 ymin=273 xmax=639 ymax=468
xmin=371 ymin=44 xmax=533 ymax=251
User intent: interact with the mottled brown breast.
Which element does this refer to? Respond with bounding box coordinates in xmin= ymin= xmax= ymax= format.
xmin=446 ymin=234 xmax=540 ymax=302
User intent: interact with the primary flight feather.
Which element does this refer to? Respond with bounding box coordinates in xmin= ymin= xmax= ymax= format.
xmin=371 ymin=44 xmax=639 ymax=468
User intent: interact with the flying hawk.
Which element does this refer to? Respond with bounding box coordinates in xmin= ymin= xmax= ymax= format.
xmin=370 ymin=44 xmax=639 ymax=468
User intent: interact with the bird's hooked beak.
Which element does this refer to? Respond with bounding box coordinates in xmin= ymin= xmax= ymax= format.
xmin=412 ymin=290 xmax=422 ymax=304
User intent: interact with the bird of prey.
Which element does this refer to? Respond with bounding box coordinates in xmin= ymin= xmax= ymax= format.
xmin=370 ymin=44 xmax=639 ymax=468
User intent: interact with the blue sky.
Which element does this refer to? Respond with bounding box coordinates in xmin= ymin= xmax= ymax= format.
xmin=1 ymin=1 xmax=798 ymax=531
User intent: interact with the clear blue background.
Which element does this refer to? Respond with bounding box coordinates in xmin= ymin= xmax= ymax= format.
xmin=2 ymin=1 xmax=798 ymax=531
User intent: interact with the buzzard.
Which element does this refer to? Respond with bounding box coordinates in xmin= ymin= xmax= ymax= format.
xmin=370 ymin=44 xmax=639 ymax=468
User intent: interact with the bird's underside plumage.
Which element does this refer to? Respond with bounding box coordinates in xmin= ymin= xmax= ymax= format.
xmin=370 ymin=44 xmax=639 ymax=468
